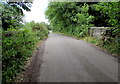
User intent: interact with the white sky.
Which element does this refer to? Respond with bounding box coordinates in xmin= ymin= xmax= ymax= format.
xmin=23 ymin=0 xmax=49 ymax=24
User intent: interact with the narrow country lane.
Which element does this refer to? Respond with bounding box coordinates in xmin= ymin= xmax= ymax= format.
xmin=36 ymin=33 xmax=118 ymax=82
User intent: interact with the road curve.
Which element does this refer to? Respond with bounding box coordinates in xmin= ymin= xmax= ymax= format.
xmin=37 ymin=33 xmax=118 ymax=82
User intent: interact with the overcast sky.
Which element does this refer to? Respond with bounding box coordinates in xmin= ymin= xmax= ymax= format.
xmin=23 ymin=0 xmax=49 ymax=24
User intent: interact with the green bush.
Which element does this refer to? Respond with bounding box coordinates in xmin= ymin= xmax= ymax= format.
xmin=25 ymin=21 xmax=49 ymax=40
xmin=2 ymin=27 xmax=48 ymax=83
xmin=2 ymin=29 xmax=38 ymax=82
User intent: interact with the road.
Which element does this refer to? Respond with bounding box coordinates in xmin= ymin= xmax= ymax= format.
xmin=37 ymin=33 xmax=118 ymax=82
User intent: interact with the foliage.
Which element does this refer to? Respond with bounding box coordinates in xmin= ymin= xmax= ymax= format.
xmin=45 ymin=2 xmax=94 ymax=37
xmin=93 ymin=2 xmax=120 ymax=27
xmin=45 ymin=2 xmax=119 ymax=37
xmin=0 ymin=28 xmax=1 ymax=83
xmin=90 ymin=2 xmax=119 ymax=56
xmin=2 ymin=29 xmax=37 ymax=82
xmin=1 ymin=0 xmax=48 ymax=83
xmin=25 ymin=21 xmax=49 ymax=39
xmin=1 ymin=3 xmax=23 ymax=30
xmin=82 ymin=36 xmax=102 ymax=46
xmin=2 ymin=22 xmax=48 ymax=83
xmin=1 ymin=1 xmax=32 ymax=30
xmin=7 ymin=2 xmax=32 ymax=12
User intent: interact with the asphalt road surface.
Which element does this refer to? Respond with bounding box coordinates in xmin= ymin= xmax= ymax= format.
xmin=37 ymin=33 xmax=118 ymax=82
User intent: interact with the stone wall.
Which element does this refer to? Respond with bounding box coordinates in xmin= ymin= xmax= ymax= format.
xmin=89 ymin=27 xmax=112 ymax=38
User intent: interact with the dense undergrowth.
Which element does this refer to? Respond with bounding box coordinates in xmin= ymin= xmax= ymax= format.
xmin=2 ymin=22 xmax=48 ymax=83
xmin=0 ymin=2 xmax=49 ymax=83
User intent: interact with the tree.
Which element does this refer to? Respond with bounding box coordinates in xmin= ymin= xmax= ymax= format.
xmin=93 ymin=2 xmax=120 ymax=27
xmin=45 ymin=2 xmax=94 ymax=37
xmin=1 ymin=1 xmax=33 ymax=30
